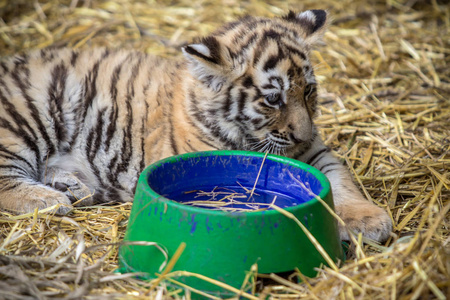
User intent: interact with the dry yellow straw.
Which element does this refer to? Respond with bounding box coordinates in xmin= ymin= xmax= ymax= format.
xmin=418 ymin=199 xmax=450 ymax=257
xmin=163 ymin=270 xmax=259 ymax=300
xmin=163 ymin=277 xmax=223 ymax=300
xmin=149 ymin=242 xmax=186 ymax=292
xmin=249 ymin=152 xmax=268 ymax=199
xmin=412 ymin=260 xmax=446 ymax=300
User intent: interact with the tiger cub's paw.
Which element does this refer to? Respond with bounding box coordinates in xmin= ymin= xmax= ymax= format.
xmin=15 ymin=187 xmax=74 ymax=215
xmin=337 ymin=202 xmax=393 ymax=242
xmin=34 ymin=191 xmax=73 ymax=215
xmin=43 ymin=168 xmax=94 ymax=207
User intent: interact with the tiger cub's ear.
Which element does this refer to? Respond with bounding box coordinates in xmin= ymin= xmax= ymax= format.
xmin=182 ymin=36 xmax=239 ymax=91
xmin=182 ymin=36 xmax=225 ymax=67
xmin=283 ymin=10 xmax=328 ymax=46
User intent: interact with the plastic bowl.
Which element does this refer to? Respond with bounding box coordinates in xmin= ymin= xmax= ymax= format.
xmin=118 ymin=151 xmax=343 ymax=297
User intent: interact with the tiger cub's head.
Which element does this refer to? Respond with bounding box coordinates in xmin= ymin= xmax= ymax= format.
xmin=182 ymin=10 xmax=328 ymax=155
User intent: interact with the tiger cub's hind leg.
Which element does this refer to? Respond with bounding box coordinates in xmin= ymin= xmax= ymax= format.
xmin=42 ymin=167 xmax=94 ymax=207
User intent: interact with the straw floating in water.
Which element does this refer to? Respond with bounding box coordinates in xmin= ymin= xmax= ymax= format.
xmin=181 ymin=186 xmax=277 ymax=212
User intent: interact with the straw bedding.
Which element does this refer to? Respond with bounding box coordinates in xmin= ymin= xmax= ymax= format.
xmin=0 ymin=0 xmax=449 ymax=299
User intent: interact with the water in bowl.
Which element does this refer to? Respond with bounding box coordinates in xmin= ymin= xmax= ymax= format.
xmin=166 ymin=184 xmax=308 ymax=212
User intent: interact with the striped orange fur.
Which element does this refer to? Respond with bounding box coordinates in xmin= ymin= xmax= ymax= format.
xmin=0 ymin=10 xmax=392 ymax=241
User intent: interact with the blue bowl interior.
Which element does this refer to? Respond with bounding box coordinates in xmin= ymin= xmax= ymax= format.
xmin=147 ymin=154 xmax=324 ymax=210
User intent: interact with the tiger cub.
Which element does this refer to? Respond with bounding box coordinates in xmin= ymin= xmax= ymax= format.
xmin=0 ymin=10 xmax=392 ymax=241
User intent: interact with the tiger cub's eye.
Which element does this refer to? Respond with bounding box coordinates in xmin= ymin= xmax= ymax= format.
xmin=265 ymin=93 xmax=282 ymax=105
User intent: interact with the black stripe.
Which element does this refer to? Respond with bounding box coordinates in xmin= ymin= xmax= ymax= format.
xmin=84 ymin=121 xmax=104 ymax=187
xmin=242 ymin=76 xmax=254 ymax=88
xmin=252 ymin=27 xmax=301 ymax=68
xmin=66 ymin=95 xmax=83 ymax=150
xmin=235 ymin=90 xmax=252 ymax=123
xmin=139 ymin=101 xmax=148 ymax=172
xmin=0 ymin=180 xmax=23 ymax=192
xmin=194 ymin=133 xmax=217 ymax=149
xmin=85 ymin=126 xmax=95 ymax=163
xmin=189 ymin=88 xmax=241 ymax=149
xmin=252 ymin=89 xmax=263 ymax=102
xmin=265 ymin=118 xmax=277 ymax=127
xmin=203 ymin=75 xmax=214 ymax=86
xmin=263 ymin=54 xmax=283 ymax=72
xmin=82 ymin=49 xmax=110 ymax=120
xmin=285 ymin=45 xmax=307 ymax=61
xmin=0 ymin=175 xmax=23 ymax=179
xmin=0 ymin=145 xmax=35 ymax=172
xmin=167 ymin=69 xmax=179 ymax=155
xmin=291 ymin=145 xmax=310 ymax=159
xmin=237 ymin=90 xmax=246 ymax=115
xmin=40 ymin=48 xmax=56 ymax=62
xmin=11 ymin=55 xmax=56 ymax=157
xmin=259 ymin=102 xmax=273 ymax=109
xmin=107 ymin=153 xmax=121 ymax=188
xmin=250 ymin=117 xmax=264 ymax=126
xmin=13 ymin=54 xmax=28 ymax=66
xmin=0 ymin=83 xmax=39 ymax=141
xmin=323 ymin=167 xmax=339 ymax=175
xmin=70 ymin=51 xmax=108 ymax=149
xmin=319 ymin=162 xmax=340 ymax=173
xmin=0 ymin=61 xmax=9 ymax=74
xmin=104 ymin=59 xmax=124 ymax=152
xmin=92 ymin=109 xmax=107 ymax=162
xmin=233 ymin=33 xmax=259 ymax=56
xmin=230 ymin=27 xmax=247 ymax=45
xmin=221 ymin=86 xmax=234 ymax=118
xmin=0 ymin=117 xmax=40 ymax=176
xmin=264 ymin=29 xmax=281 ymax=40
xmin=70 ymin=50 xmax=79 ymax=66
xmin=272 ymin=23 xmax=299 ymax=39
xmin=82 ymin=62 xmax=100 ymax=120
xmin=116 ymin=56 xmax=142 ymax=175
xmin=47 ymin=63 xmax=69 ymax=143
xmin=183 ymin=141 xmax=196 ymax=153
xmin=305 ymin=147 xmax=330 ymax=166
xmin=191 ymin=110 xmax=238 ymax=149
xmin=0 ymin=164 xmax=29 ymax=176
xmin=86 ymin=108 xmax=106 ymax=163
xmin=253 ymin=38 xmax=268 ymax=66
xmin=253 ymin=119 xmax=269 ymax=131
xmin=261 ymin=84 xmax=276 ymax=90
xmin=252 ymin=107 xmax=265 ymax=119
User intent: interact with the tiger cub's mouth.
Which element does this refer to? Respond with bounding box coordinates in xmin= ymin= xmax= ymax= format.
xmin=248 ymin=133 xmax=293 ymax=156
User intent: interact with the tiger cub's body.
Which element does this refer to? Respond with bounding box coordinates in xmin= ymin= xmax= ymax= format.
xmin=0 ymin=10 xmax=392 ymax=241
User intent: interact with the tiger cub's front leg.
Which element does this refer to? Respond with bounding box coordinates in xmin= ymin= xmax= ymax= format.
xmin=299 ymin=138 xmax=393 ymax=242
xmin=0 ymin=165 xmax=94 ymax=215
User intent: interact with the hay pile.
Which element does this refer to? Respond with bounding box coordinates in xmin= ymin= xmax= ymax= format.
xmin=0 ymin=0 xmax=449 ymax=299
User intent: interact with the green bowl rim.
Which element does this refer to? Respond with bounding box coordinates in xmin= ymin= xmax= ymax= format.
xmin=142 ymin=150 xmax=331 ymax=217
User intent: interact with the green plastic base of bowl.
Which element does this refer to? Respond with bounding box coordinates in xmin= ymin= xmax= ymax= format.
xmin=118 ymin=151 xmax=344 ymax=297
